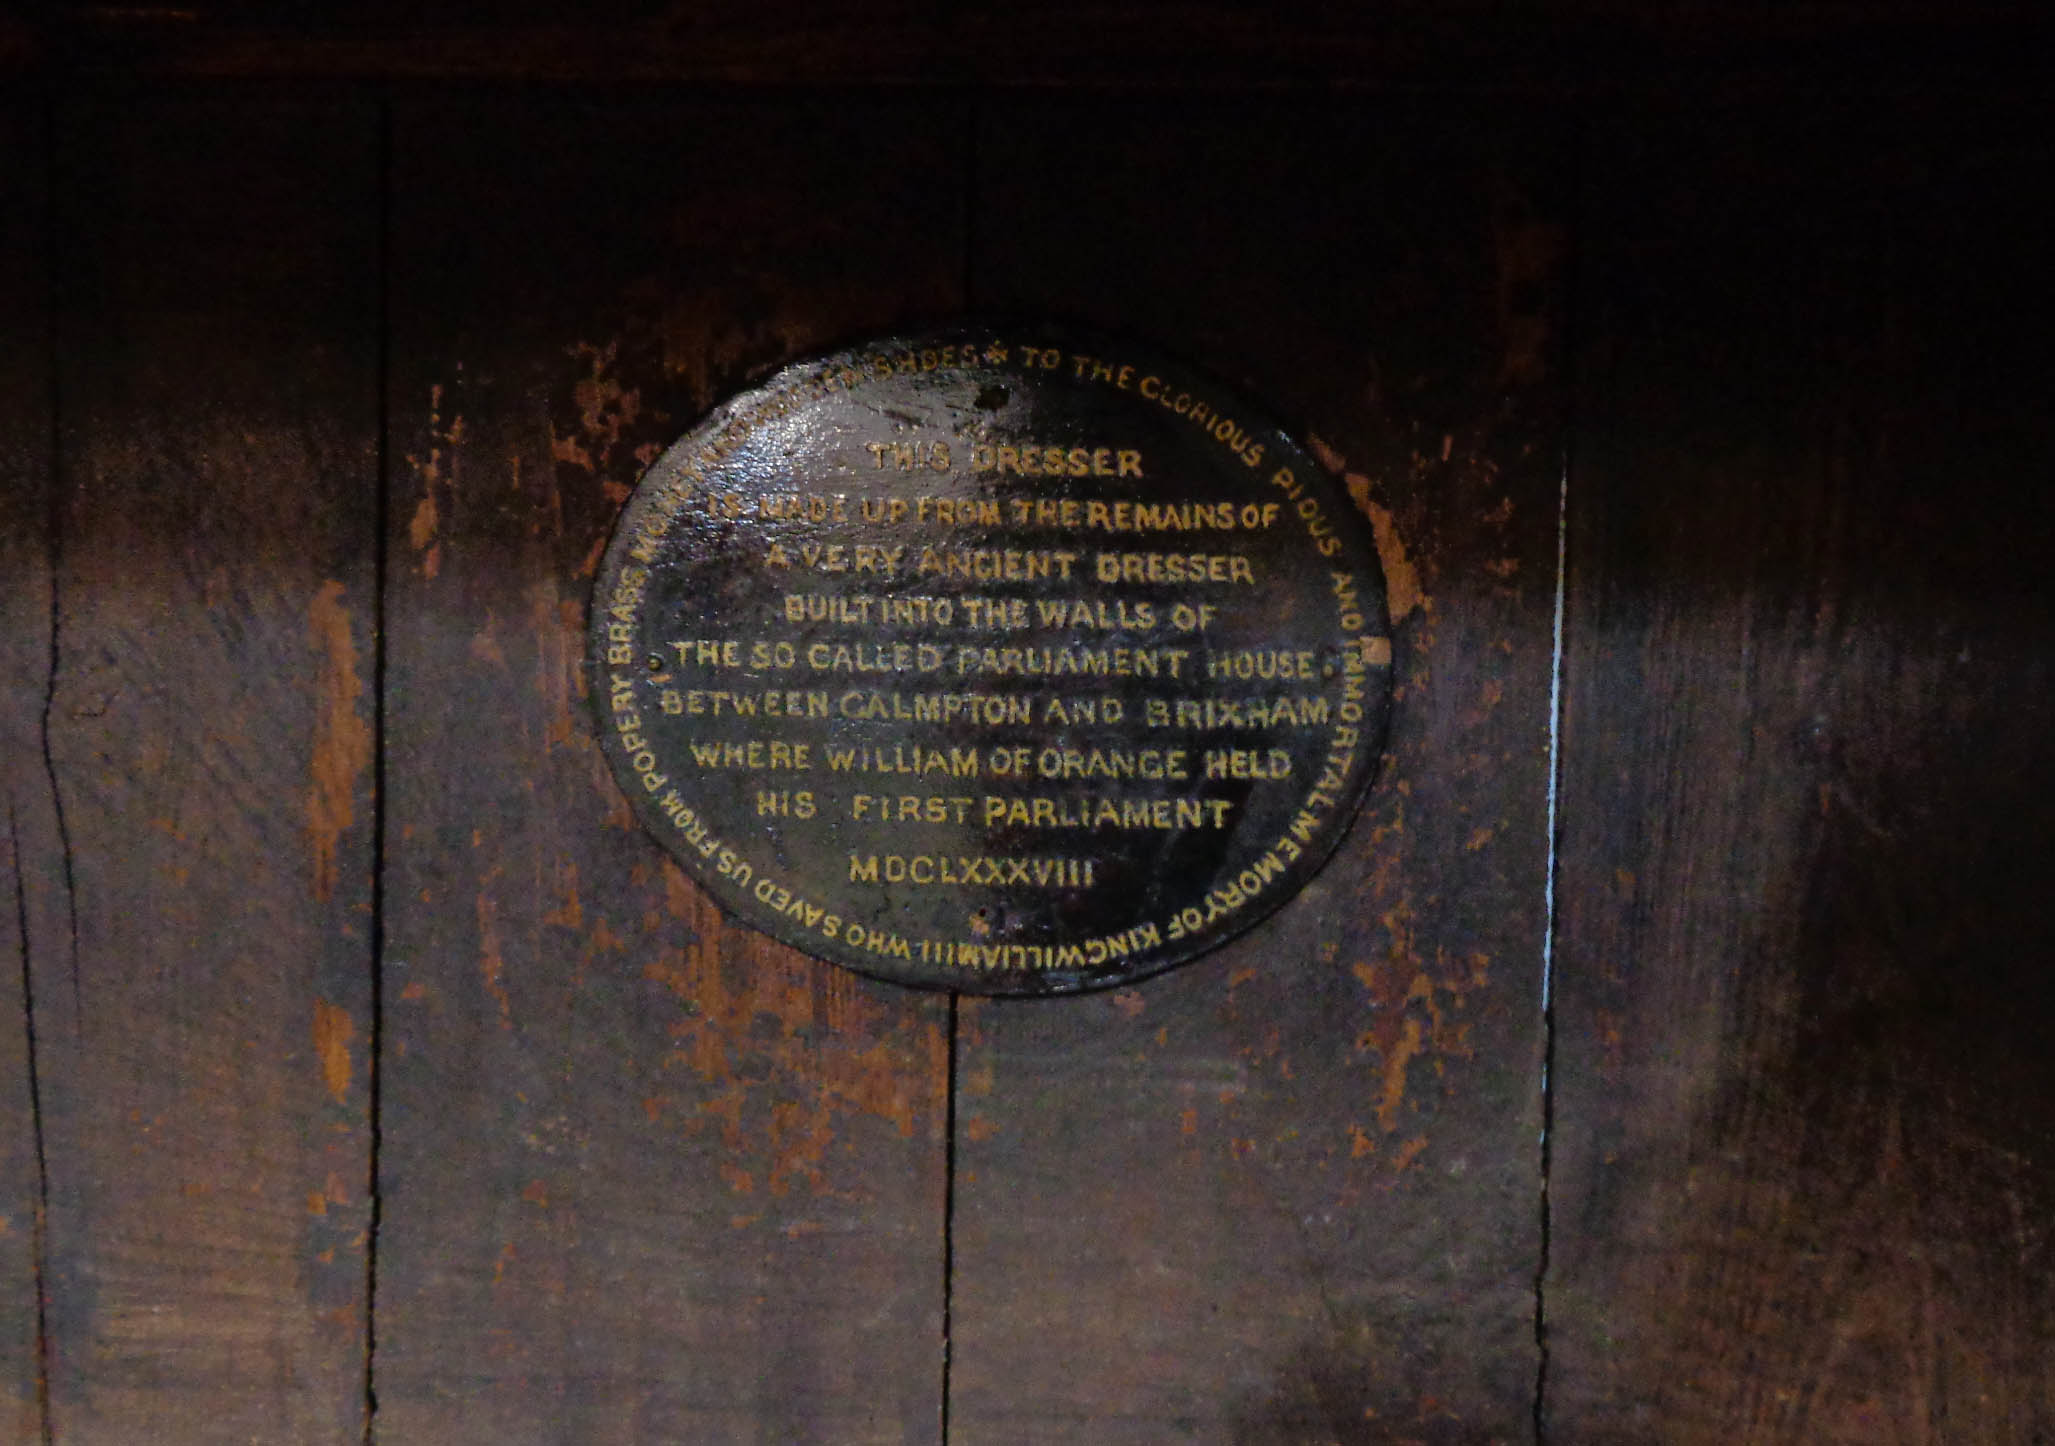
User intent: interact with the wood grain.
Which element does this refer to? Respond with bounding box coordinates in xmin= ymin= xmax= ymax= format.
xmin=374 ymin=93 xmax=963 ymax=1443
xmin=29 ymin=88 xmax=381 ymax=1440
xmin=1546 ymin=95 xmax=2055 ymax=1441
xmin=0 ymin=48 xmax=2048 ymax=1446
xmin=948 ymin=95 xmax=1566 ymax=1441
xmin=0 ymin=92 xmax=52 ymax=1445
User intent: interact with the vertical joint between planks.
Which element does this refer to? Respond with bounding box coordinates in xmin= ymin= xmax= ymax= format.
xmin=939 ymin=993 xmax=960 ymax=1445
xmin=939 ymin=87 xmax=978 ymax=1446
xmin=1533 ymin=103 xmax=1589 ymax=1446
xmin=960 ymin=88 xmax=981 ymax=315
xmin=360 ymin=83 xmax=393 ymax=1446
xmin=1533 ymin=448 xmax=1567 ymax=1444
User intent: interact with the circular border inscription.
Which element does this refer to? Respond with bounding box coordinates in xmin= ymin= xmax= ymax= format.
xmin=589 ymin=324 xmax=1392 ymax=994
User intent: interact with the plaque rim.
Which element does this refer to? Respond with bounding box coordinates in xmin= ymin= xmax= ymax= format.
xmin=585 ymin=319 xmax=1395 ymax=995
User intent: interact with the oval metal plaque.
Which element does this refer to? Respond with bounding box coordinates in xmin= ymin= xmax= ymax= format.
xmin=589 ymin=325 xmax=1392 ymax=994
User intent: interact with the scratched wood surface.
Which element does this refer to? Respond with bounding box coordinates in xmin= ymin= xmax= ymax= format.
xmin=373 ymin=93 xmax=959 ymax=1442
xmin=22 ymin=90 xmax=382 ymax=1440
xmin=947 ymin=96 xmax=1564 ymax=1441
xmin=0 ymin=94 xmax=52 ymax=1444
xmin=1545 ymin=96 xmax=2055 ymax=1440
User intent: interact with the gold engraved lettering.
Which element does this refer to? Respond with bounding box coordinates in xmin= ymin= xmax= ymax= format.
xmin=914 ymin=547 xmax=1078 ymax=582
xmin=805 ymin=641 xmax=947 ymax=673
xmin=849 ymin=853 xmax=1097 ymax=890
xmin=958 ymin=597 xmax=1030 ymax=629
xmin=1042 ymin=696 xmax=1124 ymax=725
xmin=595 ymin=331 xmax=1389 ymax=991
xmin=1203 ymin=748 xmax=1293 ymax=780
xmin=1161 ymin=844 xmax=1302 ymax=941
xmin=786 ymin=592 xmax=956 ymax=626
xmin=823 ymin=743 xmax=981 ymax=777
xmin=1029 ymin=746 xmax=1187 ymax=781
xmin=864 ymin=440 xmax=952 ymax=472
xmin=767 ymin=541 xmax=908 ymax=576
xmin=970 ymin=443 xmax=1142 ymax=478
xmin=848 ymin=794 xmax=978 ymax=824
xmin=754 ymin=789 xmax=817 ymax=818
xmin=671 ymin=639 xmax=741 ymax=667
xmin=952 ymin=644 xmax=1189 ymax=679
xmin=1092 ymin=551 xmax=1256 ymax=585
xmin=684 ymin=688 xmax=829 ymax=718
xmin=1032 ymin=598 xmax=1156 ymax=631
xmin=836 ymin=691 xmax=1031 ymax=726
xmin=757 ymin=492 xmax=850 ymax=521
xmin=1206 ymin=649 xmax=1319 ymax=680
xmin=1006 ymin=498 xmax=1277 ymax=534
xmin=931 ymin=920 xmax=1164 ymax=972
xmin=915 ymin=497 xmax=1003 ymax=525
xmin=1142 ymin=695 xmax=1332 ymax=729
xmin=977 ymin=795 xmax=1233 ymax=830
xmin=684 ymin=739 xmax=813 ymax=771
xmin=1330 ymin=569 xmax=1365 ymax=629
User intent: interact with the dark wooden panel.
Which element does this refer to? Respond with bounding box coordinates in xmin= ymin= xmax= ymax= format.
xmin=11 ymin=2 xmax=2053 ymax=97
xmin=1547 ymin=97 xmax=2055 ymax=1440
xmin=949 ymin=96 xmax=1566 ymax=1440
xmin=377 ymin=94 xmax=959 ymax=1442
xmin=0 ymin=93 xmax=52 ymax=1444
xmin=32 ymin=89 xmax=380 ymax=1440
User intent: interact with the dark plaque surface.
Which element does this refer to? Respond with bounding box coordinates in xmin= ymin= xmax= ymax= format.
xmin=589 ymin=325 xmax=1391 ymax=993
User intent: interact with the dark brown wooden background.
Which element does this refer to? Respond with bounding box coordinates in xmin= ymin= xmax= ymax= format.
xmin=2 ymin=8 xmax=2051 ymax=1443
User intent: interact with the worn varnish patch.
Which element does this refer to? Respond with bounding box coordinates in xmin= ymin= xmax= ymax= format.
xmin=311 ymin=999 xmax=354 ymax=1105
xmin=641 ymin=863 xmax=948 ymax=1197
xmin=1211 ymin=434 xmax=1511 ymax=1178
xmin=1313 ymin=434 xmax=1426 ymax=626
xmin=305 ymin=580 xmax=369 ymax=903
xmin=403 ymin=381 xmax=464 ymax=581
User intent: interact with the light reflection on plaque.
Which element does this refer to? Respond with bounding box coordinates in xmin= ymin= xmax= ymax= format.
xmin=588 ymin=325 xmax=1392 ymax=994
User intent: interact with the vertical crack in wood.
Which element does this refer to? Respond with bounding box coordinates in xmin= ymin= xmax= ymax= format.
xmin=33 ymin=586 xmax=77 ymax=1047
xmin=39 ymin=95 xmax=79 ymax=1048
xmin=24 ymin=93 xmax=65 ymax=1443
xmin=360 ymin=85 xmax=393 ymax=1446
xmin=9 ymin=803 xmax=54 ymax=1446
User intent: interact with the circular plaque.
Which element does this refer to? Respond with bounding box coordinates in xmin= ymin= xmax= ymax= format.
xmin=589 ymin=324 xmax=1392 ymax=994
